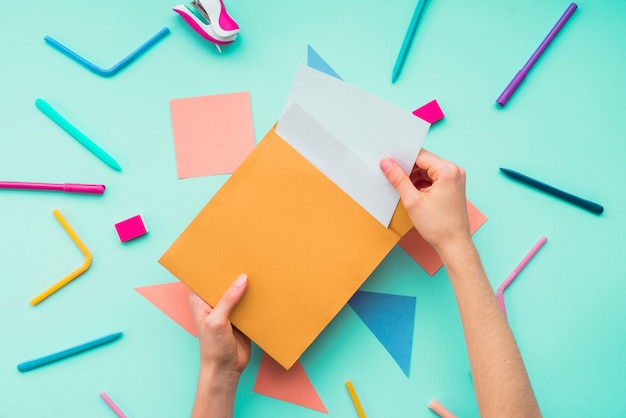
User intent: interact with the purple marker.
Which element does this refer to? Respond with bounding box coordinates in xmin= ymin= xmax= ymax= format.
xmin=497 ymin=3 xmax=577 ymax=107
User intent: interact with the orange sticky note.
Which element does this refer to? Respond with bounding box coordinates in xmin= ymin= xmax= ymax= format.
xmin=169 ymin=92 xmax=255 ymax=178
xmin=159 ymin=125 xmax=412 ymax=369
xmin=398 ymin=200 xmax=487 ymax=275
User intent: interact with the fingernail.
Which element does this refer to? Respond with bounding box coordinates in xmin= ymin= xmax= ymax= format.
xmin=233 ymin=274 xmax=247 ymax=287
xmin=380 ymin=158 xmax=395 ymax=173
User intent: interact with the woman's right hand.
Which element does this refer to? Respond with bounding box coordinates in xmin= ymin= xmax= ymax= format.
xmin=380 ymin=149 xmax=472 ymax=253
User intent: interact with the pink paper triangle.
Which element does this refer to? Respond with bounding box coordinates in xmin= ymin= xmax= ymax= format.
xmin=135 ymin=282 xmax=197 ymax=336
xmin=253 ymin=353 xmax=328 ymax=413
xmin=399 ymin=200 xmax=487 ymax=275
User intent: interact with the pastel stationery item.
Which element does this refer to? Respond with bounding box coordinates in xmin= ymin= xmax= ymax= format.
xmin=496 ymin=3 xmax=577 ymax=106
xmin=44 ymin=27 xmax=170 ymax=77
xmin=100 ymin=392 xmax=127 ymax=418
xmin=428 ymin=399 xmax=456 ymax=418
xmin=345 ymin=381 xmax=366 ymax=418
xmin=498 ymin=236 xmax=547 ymax=317
xmin=391 ymin=0 xmax=428 ymax=83
xmin=348 ymin=291 xmax=416 ymax=377
xmin=278 ymin=65 xmax=429 ymax=226
xmin=412 ymin=99 xmax=444 ymax=124
xmin=135 ymin=282 xmax=197 ymax=336
xmin=500 ymin=168 xmax=603 ymax=214
xmin=159 ymin=125 xmax=415 ymax=370
xmin=17 ymin=332 xmax=122 ymax=372
xmin=35 ymin=98 xmax=122 ymax=171
xmin=173 ymin=0 xmax=239 ymax=53
xmin=399 ymin=200 xmax=487 ymax=275
xmin=307 ymin=45 xmax=343 ymax=80
xmin=30 ymin=209 xmax=92 ymax=306
xmin=114 ymin=214 xmax=148 ymax=242
xmin=169 ymin=91 xmax=255 ymax=178
xmin=0 ymin=181 xmax=105 ymax=194
xmin=253 ymin=353 xmax=328 ymax=413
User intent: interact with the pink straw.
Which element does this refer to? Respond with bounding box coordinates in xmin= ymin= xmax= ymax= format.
xmin=497 ymin=236 xmax=548 ymax=317
xmin=100 ymin=392 xmax=127 ymax=418
xmin=428 ymin=399 xmax=456 ymax=418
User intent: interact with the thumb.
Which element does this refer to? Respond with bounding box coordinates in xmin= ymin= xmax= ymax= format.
xmin=211 ymin=274 xmax=248 ymax=323
xmin=380 ymin=158 xmax=421 ymax=203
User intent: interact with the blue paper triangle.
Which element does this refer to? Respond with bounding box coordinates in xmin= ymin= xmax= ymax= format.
xmin=307 ymin=45 xmax=343 ymax=80
xmin=348 ymin=290 xmax=416 ymax=377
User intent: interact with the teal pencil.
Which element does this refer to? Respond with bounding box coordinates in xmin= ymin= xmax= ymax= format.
xmin=391 ymin=0 xmax=428 ymax=83
xmin=36 ymin=98 xmax=122 ymax=171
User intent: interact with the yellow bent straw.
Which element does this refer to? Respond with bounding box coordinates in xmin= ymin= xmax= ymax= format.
xmin=30 ymin=209 xmax=92 ymax=306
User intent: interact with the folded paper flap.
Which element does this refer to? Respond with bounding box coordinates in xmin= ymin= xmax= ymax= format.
xmin=277 ymin=104 xmax=401 ymax=227
xmin=159 ymin=127 xmax=400 ymax=369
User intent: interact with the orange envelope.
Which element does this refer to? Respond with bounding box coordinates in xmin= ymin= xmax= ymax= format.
xmin=159 ymin=125 xmax=413 ymax=370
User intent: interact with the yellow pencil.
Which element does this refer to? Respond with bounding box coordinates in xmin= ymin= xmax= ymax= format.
xmin=345 ymin=380 xmax=366 ymax=418
xmin=30 ymin=209 xmax=92 ymax=306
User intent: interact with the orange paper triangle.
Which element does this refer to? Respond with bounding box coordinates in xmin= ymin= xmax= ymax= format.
xmin=135 ymin=282 xmax=197 ymax=336
xmin=253 ymin=353 xmax=328 ymax=413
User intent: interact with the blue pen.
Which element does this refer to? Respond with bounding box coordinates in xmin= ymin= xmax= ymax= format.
xmin=500 ymin=168 xmax=604 ymax=214
xmin=17 ymin=332 xmax=123 ymax=372
xmin=391 ymin=0 xmax=428 ymax=83
xmin=35 ymin=98 xmax=122 ymax=171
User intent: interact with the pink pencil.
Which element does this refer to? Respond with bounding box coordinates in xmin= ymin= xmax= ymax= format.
xmin=497 ymin=236 xmax=548 ymax=316
xmin=428 ymin=399 xmax=456 ymax=418
xmin=100 ymin=392 xmax=127 ymax=418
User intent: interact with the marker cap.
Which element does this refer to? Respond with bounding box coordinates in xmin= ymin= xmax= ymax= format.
xmin=63 ymin=183 xmax=106 ymax=194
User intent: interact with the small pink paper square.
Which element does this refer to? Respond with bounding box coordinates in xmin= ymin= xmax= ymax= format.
xmin=412 ymin=99 xmax=445 ymax=124
xmin=170 ymin=92 xmax=255 ymax=178
xmin=115 ymin=215 xmax=148 ymax=242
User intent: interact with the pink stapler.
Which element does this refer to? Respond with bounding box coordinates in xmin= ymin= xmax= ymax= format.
xmin=173 ymin=0 xmax=240 ymax=52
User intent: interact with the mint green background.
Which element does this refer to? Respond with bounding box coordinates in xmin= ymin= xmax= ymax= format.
xmin=1 ymin=0 xmax=625 ymax=417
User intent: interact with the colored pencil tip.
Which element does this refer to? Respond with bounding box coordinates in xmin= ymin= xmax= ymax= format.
xmin=110 ymin=161 xmax=122 ymax=172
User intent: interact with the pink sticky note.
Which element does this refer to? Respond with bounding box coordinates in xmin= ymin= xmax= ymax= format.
xmin=412 ymin=99 xmax=445 ymax=124
xmin=114 ymin=214 xmax=148 ymax=242
xmin=135 ymin=282 xmax=197 ymax=336
xmin=253 ymin=353 xmax=328 ymax=413
xmin=399 ymin=200 xmax=487 ymax=275
xmin=169 ymin=92 xmax=255 ymax=178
